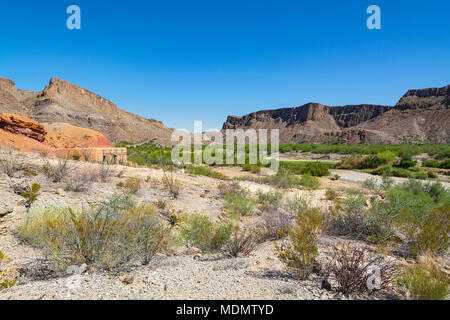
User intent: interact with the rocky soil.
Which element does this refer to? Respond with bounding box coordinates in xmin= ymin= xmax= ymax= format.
xmin=0 ymin=151 xmax=408 ymax=300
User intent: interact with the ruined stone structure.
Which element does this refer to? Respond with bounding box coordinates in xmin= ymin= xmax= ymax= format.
xmin=55 ymin=148 xmax=127 ymax=164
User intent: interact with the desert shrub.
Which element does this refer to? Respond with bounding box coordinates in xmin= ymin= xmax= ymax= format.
xmin=397 ymin=264 xmax=448 ymax=300
xmin=256 ymin=189 xmax=284 ymax=210
xmin=121 ymin=177 xmax=141 ymax=194
xmin=339 ymin=151 xmax=396 ymax=170
xmin=323 ymin=244 xmax=398 ymax=295
xmin=395 ymin=158 xmax=417 ymax=169
xmin=375 ymin=166 xmax=428 ymax=180
xmin=18 ymin=199 xmax=170 ymax=269
xmin=98 ymin=163 xmax=114 ymax=182
xmin=380 ymin=175 xmax=395 ymax=189
xmin=217 ymin=180 xmax=241 ymax=194
xmin=299 ymin=174 xmax=320 ymax=190
xmin=224 ymin=193 xmax=256 ymax=217
xmin=325 ymin=189 xmax=338 ymax=201
xmin=224 ymin=228 xmax=258 ymax=257
xmin=423 ymin=159 xmax=450 ymax=169
xmin=427 ymin=171 xmax=438 ymax=179
xmin=161 ymin=166 xmax=181 ymax=199
xmin=155 ymin=199 xmax=168 ymax=210
xmin=279 ymin=144 xmax=293 ymax=153
xmin=301 ymin=162 xmax=330 ymax=177
xmin=179 ymin=215 xmax=234 ymax=252
xmin=261 ymin=209 xmax=293 ymax=240
xmin=111 ymin=205 xmax=171 ymax=265
xmin=261 ymin=167 xmax=302 ymax=189
xmin=398 ymin=205 xmax=449 ymax=256
xmin=362 ymin=177 xmax=378 ymax=190
xmin=186 ymin=165 xmax=226 ymax=179
xmin=41 ymin=157 xmax=71 ymax=183
xmin=64 ymin=168 xmax=97 ymax=192
xmin=0 ymin=155 xmax=27 ymax=177
xmin=275 ymin=207 xmax=326 ymax=279
xmin=21 ymin=182 xmax=41 ymax=207
xmin=330 ymin=174 xmax=341 ymax=181
xmin=326 ymin=190 xmax=371 ymax=239
xmin=241 ymin=164 xmax=261 ymax=174
xmin=0 ymin=251 xmax=17 ymax=289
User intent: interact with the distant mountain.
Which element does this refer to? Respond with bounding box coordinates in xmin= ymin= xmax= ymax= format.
xmin=0 ymin=77 xmax=174 ymax=144
xmin=222 ymin=85 xmax=450 ymax=144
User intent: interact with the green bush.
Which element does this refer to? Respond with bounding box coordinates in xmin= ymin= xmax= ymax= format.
xmin=398 ymin=264 xmax=449 ymax=300
xmin=256 ymin=189 xmax=284 ymax=210
xmin=186 ymin=165 xmax=226 ymax=179
xmin=275 ymin=207 xmax=326 ymax=279
xmin=224 ymin=193 xmax=257 ymax=217
xmin=261 ymin=167 xmax=303 ymax=189
xmin=398 ymin=205 xmax=449 ymax=256
xmin=21 ymin=182 xmax=41 ymax=207
xmin=301 ymin=162 xmax=330 ymax=177
xmin=0 ymin=251 xmax=17 ymax=289
xmin=299 ymin=174 xmax=320 ymax=190
xmin=423 ymin=159 xmax=450 ymax=169
xmin=179 ymin=215 xmax=234 ymax=252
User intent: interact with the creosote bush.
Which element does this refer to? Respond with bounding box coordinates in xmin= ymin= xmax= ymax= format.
xmin=398 ymin=205 xmax=449 ymax=256
xmin=275 ymin=207 xmax=326 ymax=279
xmin=179 ymin=214 xmax=234 ymax=252
xmin=0 ymin=251 xmax=17 ymax=289
xmin=18 ymin=198 xmax=171 ymax=270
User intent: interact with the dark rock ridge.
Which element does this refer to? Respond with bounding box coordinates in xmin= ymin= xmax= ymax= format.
xmin=222 ymin=84 xmax=449 ymax=144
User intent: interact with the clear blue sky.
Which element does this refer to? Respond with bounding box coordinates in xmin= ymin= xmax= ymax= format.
xmin=1 ymin=0 xmax=449 ymax=131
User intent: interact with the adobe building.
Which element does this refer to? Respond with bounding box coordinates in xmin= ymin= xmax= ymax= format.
xmin=55 ymin=148 xmax=127 ymax=164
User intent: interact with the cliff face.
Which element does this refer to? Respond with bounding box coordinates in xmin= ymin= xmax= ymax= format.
xmin=222 ymin=84 xmax=449 ymax=144
xmin=0 ymin=77 xmax=174 ymax=144
xmin=223 ymin=103 xmax=391 ymax=144
xmin=355 ymin=85 xmax=450 ymax=144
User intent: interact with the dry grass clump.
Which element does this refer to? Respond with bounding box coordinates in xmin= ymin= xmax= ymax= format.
xmin=224 ymin=228 xmax=258 ymax=257
xmin=64 ymin=167 xmax=98 ymax=192
xmin=322 ymin=243 xmax=398 ymax=295
xmin=18 ymin=198 xmax=171 ymax=270
xmin=0 ymin=154 xmax=27 ymax=177
xmin=41 ymin=156 xmax=72 ymax=183
xmin=397 ymin=261 xmax=448 ymax=300
xmin=161 ymin=166 xmax=181 ymax=199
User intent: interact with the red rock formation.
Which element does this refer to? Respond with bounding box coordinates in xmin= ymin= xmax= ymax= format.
xmin=0 ymin=113 xmax=114 ymax=152
xmin=0 ymin=113 xmax=47 ymax=142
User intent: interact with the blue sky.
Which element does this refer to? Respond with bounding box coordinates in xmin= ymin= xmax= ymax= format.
xmin=1 ymin=0 xmax=449 ymax=131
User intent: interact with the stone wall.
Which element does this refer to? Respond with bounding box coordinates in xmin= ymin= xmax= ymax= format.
xmin=55 ymin=148 xmax=127 ymax=164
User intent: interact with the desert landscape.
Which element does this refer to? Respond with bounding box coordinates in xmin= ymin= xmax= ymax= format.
xmin=0 ymin=77 xmax=449 ymax=301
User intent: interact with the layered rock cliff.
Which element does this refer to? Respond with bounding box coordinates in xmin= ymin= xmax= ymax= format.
xmin=222 ymin=84 xmax=449 ymax=144
xmin=0 ymin=77 xmax=174 ymax=144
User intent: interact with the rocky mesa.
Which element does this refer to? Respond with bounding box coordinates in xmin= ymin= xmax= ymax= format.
xmin=0 ymin=77 xmax=174 ymax=145
xmin=222 ymin=84 xmax=450 ymax=144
